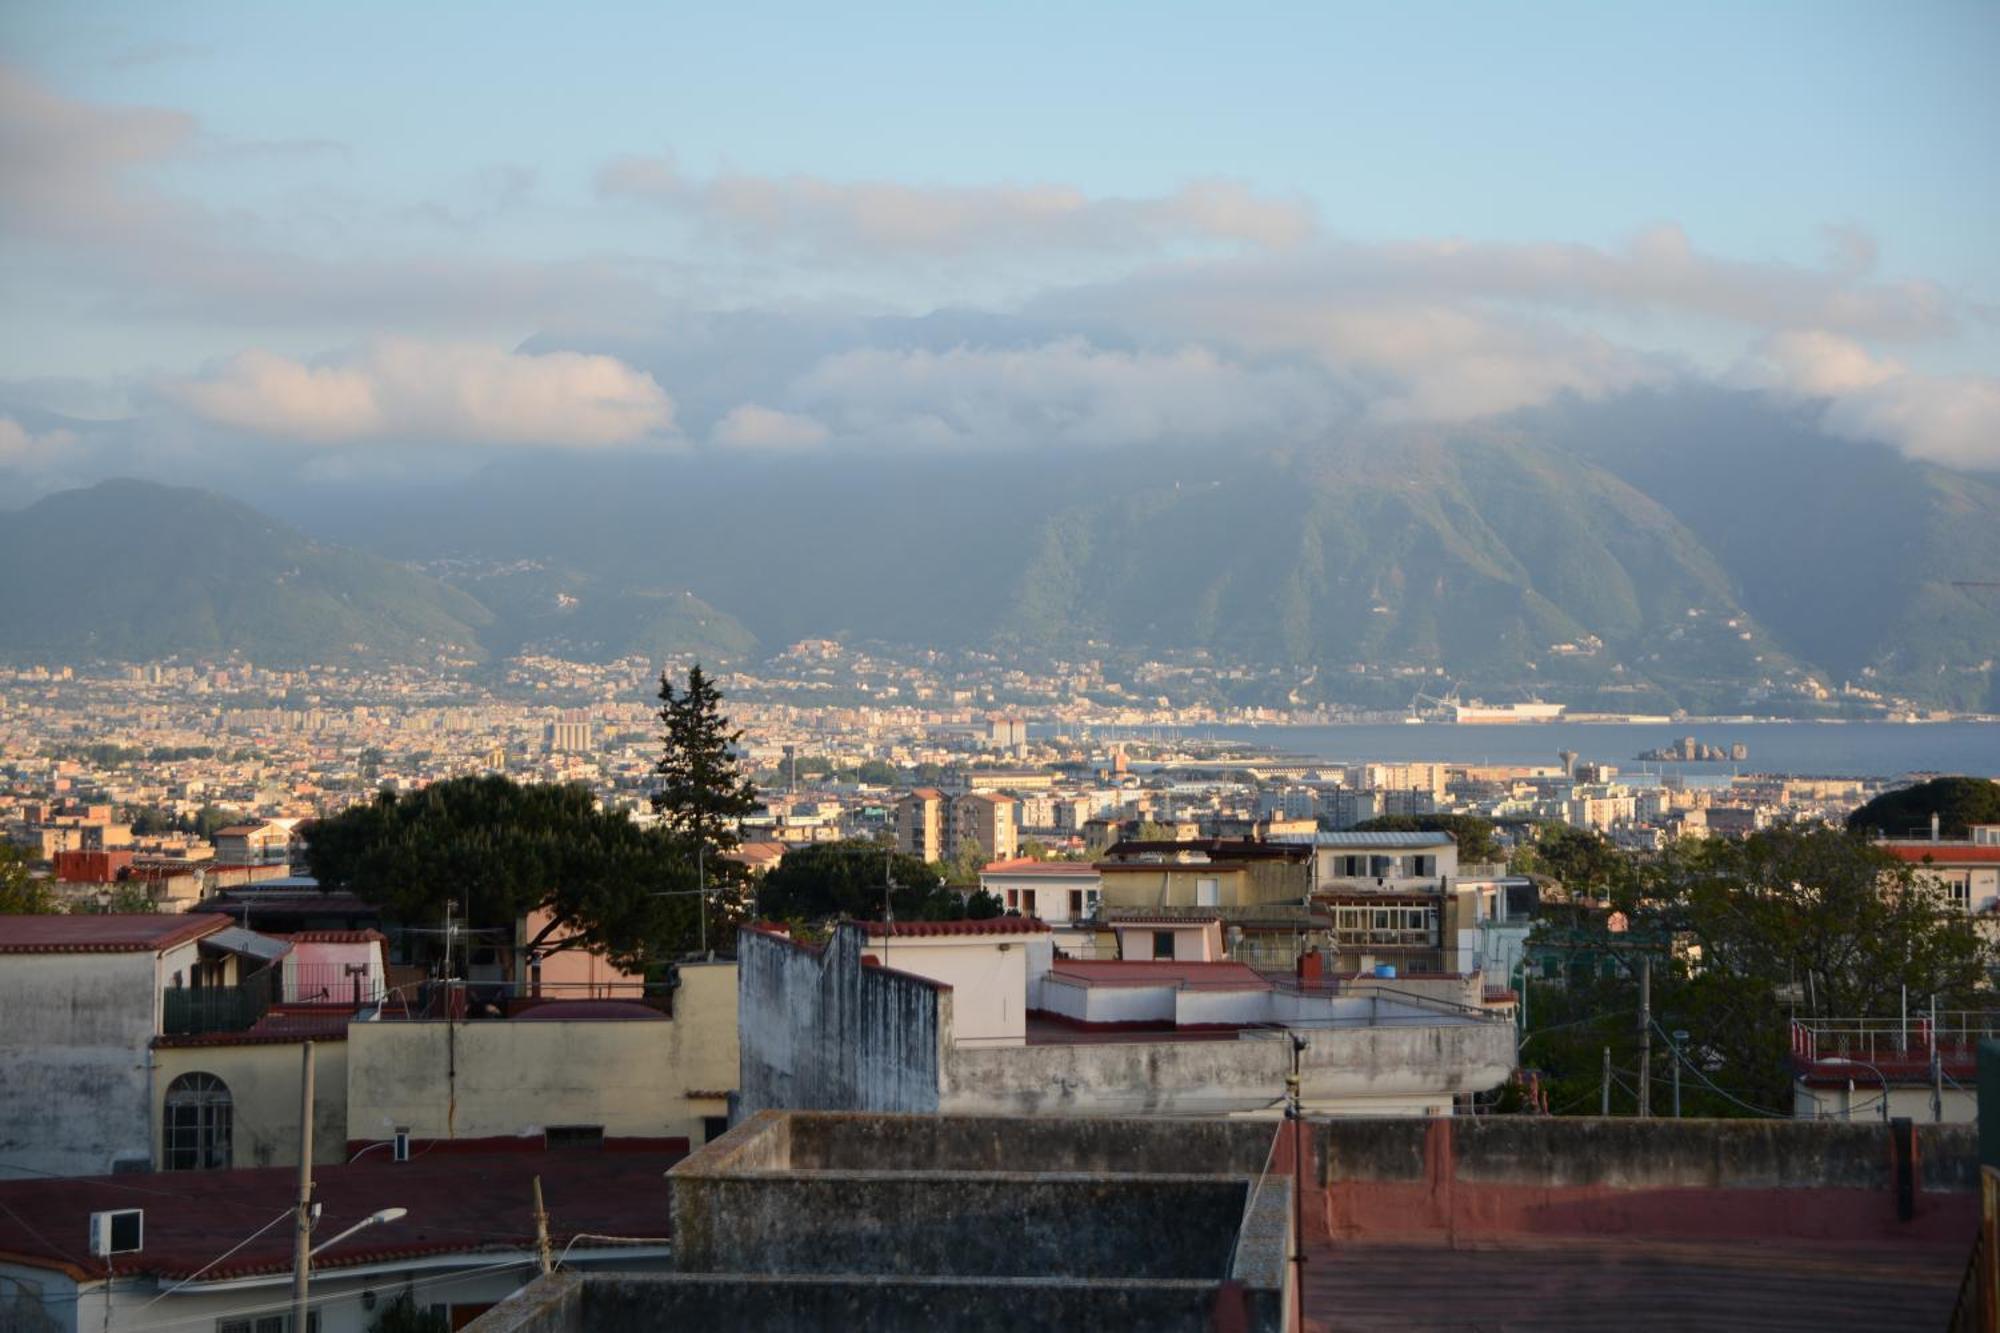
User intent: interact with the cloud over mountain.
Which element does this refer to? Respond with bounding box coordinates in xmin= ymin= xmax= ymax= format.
xmin=164 ymin=341 xmax=675 ymax=447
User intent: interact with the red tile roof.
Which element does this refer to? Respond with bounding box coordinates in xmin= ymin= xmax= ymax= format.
xmin=1050 ymin=960 xmax=1272 ymax=989
xmin=283 ymin=929 xmax=389 ymax=944
xmin=0 ymin=912 xmax=231 ymax=955
xmin=860 ymin=916 xmax=1052 ymax=938
xmin=981 ymin=858 xmax=1099 ymax=876
xmin=1882 ymin=845 xmax=2000 ymax=865
xmin=0 ymin=1151 xmax=682 ymax=1282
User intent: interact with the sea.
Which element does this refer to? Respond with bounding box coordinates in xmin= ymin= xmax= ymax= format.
xmin=1083 ymin=720 xmax=1999 ymax=781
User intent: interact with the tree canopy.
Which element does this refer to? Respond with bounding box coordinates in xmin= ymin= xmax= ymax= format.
xmin=1511 ymin=822 xmax=1627 ymax=896
xmin=1521 ymin=824 xmax=1993 ymax=1116
xmin=1847 ymin=776 xmax=2000 ymax=840
xmin=757 ymin=839 xmax=1002 ymax=923
xmin=1352 ymin=814 xmax=1501 ymax=864
xmin=0 ymin=844 xmax=61 ymax=914
xmin=305 ymin=775 xmax=697 ymax=971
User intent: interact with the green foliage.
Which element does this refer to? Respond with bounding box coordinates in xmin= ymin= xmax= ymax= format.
xmin=652 ymin=665 xmax=759 ymax=861
xmin=757 ymin=840 xmax=996 ymax=922
xmin=0 ymin=479 xmax=491 ymax=667
xmin=1352 ymin=814 xmax=1500 ymax=864
xmin=936 ymin=836 xmax=990 ymax=886
xmin=855 ymin=760 xmax=899 ymax=786
xmin=368 ymin=1293 xmax=448 ymax=1333
xmin=1847 ymin=776 xmax=2000 ymax=840
xmin=1521 ymin=825 xmax=1994 ymax=1116
xmin=305 ymin=776 xmax=698 ymax=970
xmin=0 ymin=845 xmax=62 ymax=914
xmin=77 ymin=884 xmax=157 ymax=914
xmin=1513 ymin=823 xmax=1626 ymax=896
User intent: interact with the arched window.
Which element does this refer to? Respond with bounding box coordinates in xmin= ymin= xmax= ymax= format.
xmin=163 ymin=1072 xmax=232 ymax=1170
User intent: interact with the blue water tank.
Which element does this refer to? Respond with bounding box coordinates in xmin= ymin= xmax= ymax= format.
xmin=1374 ymin=964 xmax=1397 ymax=979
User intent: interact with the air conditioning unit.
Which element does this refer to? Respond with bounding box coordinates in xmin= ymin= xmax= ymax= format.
xmin=89 ymin=1210 xmax=142 ymax=1257
xmin=392 ymin=1129 xmax=411 ymax=1163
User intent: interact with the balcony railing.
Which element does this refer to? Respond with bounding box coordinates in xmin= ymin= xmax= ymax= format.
xmin=162 ymin=973 xmax=275 ymax=1035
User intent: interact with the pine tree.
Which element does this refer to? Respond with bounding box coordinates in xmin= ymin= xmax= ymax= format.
xmin=652 ymin=663 xmax=760 ymax=883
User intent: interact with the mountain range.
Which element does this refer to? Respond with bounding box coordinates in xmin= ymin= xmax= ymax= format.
xmin=3 ymin=388 xmax=1996 ymax=711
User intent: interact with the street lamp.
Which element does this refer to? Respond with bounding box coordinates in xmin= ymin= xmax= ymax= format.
xmin=1816 ymin=1057 xmax=1892 ymax=1123
xmin=296 ymin=1207 xmax=408 ymax=1331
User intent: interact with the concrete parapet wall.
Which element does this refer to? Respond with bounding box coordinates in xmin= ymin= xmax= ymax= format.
xmin=942 ymin=1021 xmax=1515 ymax=1117
xmin=672 ymin=1172 xmax=1249 ymax=1278
xmin=1313 ymin=1116 xmax=1979 ymax=1245
xmin=783 ymin=1110 xmax=1279 ymax=1174
xmin=477 ymin=1273 xmax=1260 ymax=1333
xmin=738 ymin=928 xmax=945 ymax=1115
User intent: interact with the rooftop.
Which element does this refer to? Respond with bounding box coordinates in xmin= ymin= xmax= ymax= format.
xmin=0 ymin=912 xmax=230 ymax=955
xmin=980 ymin=858 xmax=1099 ymax=877
xmin=0 ymin=1150 xmax=683 ymax=1283
xmin=1281 ymin=830 xmax=1457 ymax=849
xmin=1880 ymin=843 xmax=2000 ymax=865
xmin=1049 ymin=959 xmax=1271 ymax=990
xmin=860 ymin=916 xmax=1052 ymax=938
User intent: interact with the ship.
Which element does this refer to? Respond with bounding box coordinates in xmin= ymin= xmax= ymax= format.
xmin=1450 ymin=700 xmax=1566 ymax=725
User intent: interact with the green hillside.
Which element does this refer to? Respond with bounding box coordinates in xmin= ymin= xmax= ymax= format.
xmin=0 ymin=479 xmax=493 ymax=666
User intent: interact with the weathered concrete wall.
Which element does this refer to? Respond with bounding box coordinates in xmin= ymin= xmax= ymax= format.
xmin=0 ymin=953 xmax=159 ymax=1177
xmin=1313 ymin=1116 xmax=1979 ymax=1245
xmin=941 ymin=1021 xmax=1515 ymax=1117
xmin=738 ymin=929 xmax=944 ymax=1115
xmin=782 ymin=1111 xmax=1278 ymax=1175
xmin=153 ymin=1039 xmax=348 ymax=1168
xmin=346 ymin=969 xmax=735 ymax=1146
xmin=671 ymin=1172 xmax=1247 ymax=1278
xmin=473 ymin=1273 xmax=1265 ymax=1333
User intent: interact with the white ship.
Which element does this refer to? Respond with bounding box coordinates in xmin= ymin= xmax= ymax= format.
xmin=1450 ymin=700 xmax=1566 ymax=724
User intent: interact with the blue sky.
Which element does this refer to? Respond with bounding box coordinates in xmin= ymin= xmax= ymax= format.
xmin=1 ymin=1 xmax=1995 ymax=476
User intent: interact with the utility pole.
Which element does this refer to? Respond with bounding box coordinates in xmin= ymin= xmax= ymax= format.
xmin=1672 ymin=1030 xmax=1688 ymax=1118
xmin=1601 ymin=1046 xmax=1611 ymax=1116
xmin=1932 ymin=994 xmax=1944 ymax=1125
xmin=532 ymin=1176 xmax=555 ymax=1276
xmin=1287 ymin=1033 xmax=1306 ymax=1330
xmin=291 ymin=1041 xmax=316 ymax=1333
xmin=697 ymin=841 xmax=707 ymax=958
xmin=1637 ymin=955 xmax=1652 ymax=1118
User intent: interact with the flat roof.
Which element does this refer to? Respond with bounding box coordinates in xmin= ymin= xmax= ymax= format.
xmin=1049 ymin=960 xmax=1271 ymax=990
xmin=0 ymin=912 xmax=231 ymax=955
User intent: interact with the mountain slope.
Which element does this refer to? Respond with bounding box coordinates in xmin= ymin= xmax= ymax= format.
xmin=0 ymin=479 xmax=493 ymax=666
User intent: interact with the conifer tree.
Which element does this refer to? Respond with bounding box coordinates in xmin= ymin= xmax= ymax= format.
xmin=652 ymin=663 xmax=759 ymax=893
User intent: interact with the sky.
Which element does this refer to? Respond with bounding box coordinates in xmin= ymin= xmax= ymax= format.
xmin=1 ymin=0 xmax=1996 ymax=485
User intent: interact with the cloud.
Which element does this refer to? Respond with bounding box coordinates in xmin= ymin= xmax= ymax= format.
xmin=1743 ymin=331 xmax=2000 ymax=469
xmin=786 ymin=339 xmax=1350 ymax=449
xmin=599 ymin=152 xmax=1315 ymax=255
xmin=0 ymin=63 xmax=196 ymax=244
xmin=710 ymin=404 xmax=830 ymax=451
xmin=0 ymin=417 xmax=79 ymax=469
xmin=165 ymin=340 xmax=675 ymax=446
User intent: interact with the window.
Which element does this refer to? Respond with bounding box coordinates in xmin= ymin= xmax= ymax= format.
xmin=165 ymin=1072 xmax=232 ymax=1171
xmin=1068 ymin=889 xmax=1083 ymax=917
xmin=1196 ymin=877 xmax=1220 ymax=907
xmin=544 ymin=1124 xmax=604 ymax=1151
xmin=1946 ymin=875 xmax=1972 ymax=910
xmin=702 ymin=1116 xmax=729 ymax=1144
xmin=1153 ymin=931 xmax=1176 ymax=960
xmin=217 ymin=1313 xmax=317 ymax=1332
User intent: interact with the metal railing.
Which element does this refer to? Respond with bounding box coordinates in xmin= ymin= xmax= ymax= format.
xmin=162 ymin=973 xmax=275 ymax=1035
xmin=1790 ymin=1012 xmax=2000 ymax=1064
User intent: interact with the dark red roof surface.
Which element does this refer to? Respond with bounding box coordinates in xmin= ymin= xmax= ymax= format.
xmin=1882 ymin=844 xmax=2000 ymax=865
xmin=861 ymin=916 xmax=1052 ymax=938
xmin=0 ymin=912 xmax=230 ymax=954
xmin=980 ymin=858 xmax=1099 ymax=876
xmin=283 ymin=929 xmax=389 ymax=944
xmin=512 ymin=1000 xmax=666 ymax=1022
xmin=0 ymin=1151 xmax=681 ymax=1281
xmin=1050 ymin=960 xmax=1272 ymax=989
